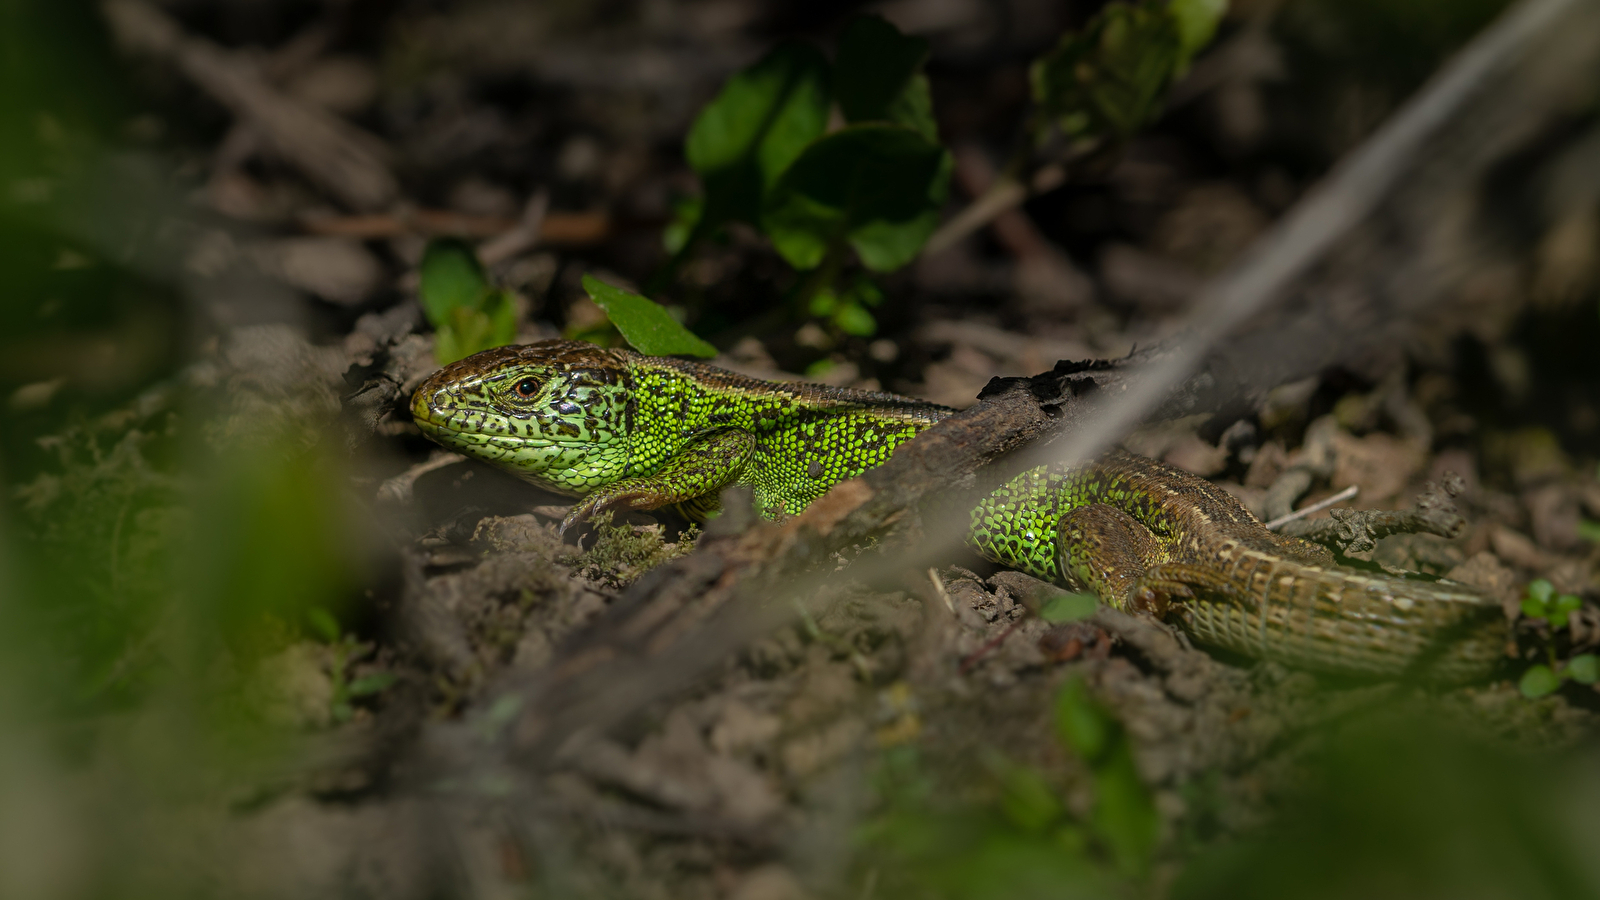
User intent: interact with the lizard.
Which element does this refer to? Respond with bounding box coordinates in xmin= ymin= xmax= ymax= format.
xmin=410 ymin=340 xmax=1509 ymax=682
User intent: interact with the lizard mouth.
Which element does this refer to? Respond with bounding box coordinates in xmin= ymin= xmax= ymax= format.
xmin=409 ymin=385 xmax=573 ymax=452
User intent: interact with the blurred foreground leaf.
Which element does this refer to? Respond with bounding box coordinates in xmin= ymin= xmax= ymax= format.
xmin=582 ymin=275 xmax=716 ymax=358
xmin=1041 ymin=592 xmax=1100 ymax=622
xmin=1172 ymin=719 xmax=1600 ymax=900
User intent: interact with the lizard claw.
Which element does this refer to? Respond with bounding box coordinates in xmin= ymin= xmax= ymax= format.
xmin=559 ymin=498 xmax=600 ymax=539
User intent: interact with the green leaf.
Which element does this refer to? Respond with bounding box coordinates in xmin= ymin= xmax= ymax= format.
xmin=1040 ymin=592 xmax=1099 ymax=623
xmin=1092 ymin=748 xmax=1160 ymax=876
xmin=1526 ymin=578 xmax=1555 ymax=605
xmin=582 ymin=274 xmax=717 ymax=358
xmin=418 ymin=239 xmax=488 ymax=327
xmin=306 ymin=606 xmax=341 ymax=644
xmin=434 ymin=291 xmax=519 ymax=365
xmin=347 ymin=672 xmax=398 ymax=697
xmin=1568 ymin=654 xmax=1598 ymax=685
xmin=763 ymin=124 xmax=952 ymax=272
xmin=1550 ymin=594 xmax=1583 ymax=630
xmin=996 ymin=763 xmax=1065 ymax=833
xmin=1579 ymin=519 xmax=1600 ymax=543
xmin=685 ymin=43 xmax=831 ymax=231
xmin=1169 ymin=0 xmax=1228 ymax=62
xmin=1031 ymin=1 xmax=1187 ymax=142
xmin=1520 ymin=596 xmax=1549 ymax=620
xmin=834 ymin=15 xmax=938 ymax=140
xmin=808 ymin=288 xmax=839 ymax=316
xmin=662 ymin=194 xmax=704 ymax=255
xmin=832 ymin=302 xmax=877 ymax=337
xmin=1054 ymin=677 xmax=1110 ymax=762
xmin=852 ymin=278 xmax=885 ymax=307
xmin=1518 ymin=664 xmax=1561 ymax=699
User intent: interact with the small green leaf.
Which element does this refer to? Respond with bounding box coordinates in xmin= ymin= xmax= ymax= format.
xmin=804 ymin=358 xmax=836 ymax=379
xmin=663 ymin=194 xmax=704 ymax=255
xmin=834 ymin=15 xmax=938 ymax=140
xmin=582 ymin=275 xmax=716 ymax=358
xmin=1526 ymin=578 xmax=1555 ymax=604
xmin=685 ymin=43 xmax=831 ymax=232
xmin=306 ymin=606 xmax=340 ymax=644
xmin=1519 ymin=664 xmax=1561 ymax=699
xmin=419 ymin=239 xmax=488 ymax=327
xmin=1568 ymin=655 xmax=1598 ymax=685
xmin=347 ymin=672 xmax=398 ymax=697
xmin=997 ymin=763 xmax=1065 ymax=833
xmin=1551 ymin=594 xmax=1583 ymax=629
xmin=1031 ymin=1 xmax=1187 ymax=142
xmin=851 ymin=279 xmax=885 ymax=308
xmin=1093 ymin=748 xmax=1160 ymax=876
xmin=1520 ymin=596 xmax=1549 ymax=620
xmin=1054 ymin=677 xmax=1110 ymax=762
xmin=762 ymin=124 xmax=951 ymax=272
xmin=1168 ymin=0 xmax=1228 ymax=62
xmin=1040 ymin=592 xmax=1099 ymax=623
xmin=808 ymin=288 xmax=839 ymax=316
xmin=832 ymin=302 xmax=877 ymax=337
xmin=1579 ymin=519 xmax=1600 ymax=543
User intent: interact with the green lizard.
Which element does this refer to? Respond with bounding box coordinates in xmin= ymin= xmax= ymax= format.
xmin=412 ymin=340 xmax=1508 ymax=682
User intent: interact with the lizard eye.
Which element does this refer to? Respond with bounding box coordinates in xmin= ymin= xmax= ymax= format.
xmin=514 ymin=378 xmax=539 ymax=398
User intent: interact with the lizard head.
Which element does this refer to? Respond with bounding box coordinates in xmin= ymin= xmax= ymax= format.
xmin=410 ymin=340 xmax=633 ymax=496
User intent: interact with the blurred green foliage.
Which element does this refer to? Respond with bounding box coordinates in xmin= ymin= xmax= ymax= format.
xmin=0 ymin=4 xmax=374 ymax=891
xmin=1517 ymin=579 xmax=1597 ymax=699
xmin=1031 ymin=0 xmax=1227 ymax=144
xmin=419 ymin=238 xmax=518 ymax=364
xmin=680 ymin=43 xmax=831 ymax=245
xmin=583 ymin=274 xmax=717 ymax=358
xmin=306 ymin=606 xmax=397 ymax=724
xmin=859 ymin=677 xmax=1158 ymax=898
xmin=1172 ymin=720 xmax=1600 ymax=900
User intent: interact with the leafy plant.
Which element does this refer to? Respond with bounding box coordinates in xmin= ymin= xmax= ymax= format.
xmin=1054 ymin=677 xmax=1161 ymax=875
xmin=667 ymin=5 xmax=1228 ymax=344
xmin=419 ymin=239 xmax=518 ymax=365
xmin=1517 ymin=578 xmax=1596 ymax=699
xmin=669 ymin=15 xmax=952 ymax=338
xmin=307 ymin=605 xmax=397 ymax=724
xmin=857 ymin=677 xmax=1159 ymax=897
xmin=1031 ymin=0 xmax=1227 ymax=144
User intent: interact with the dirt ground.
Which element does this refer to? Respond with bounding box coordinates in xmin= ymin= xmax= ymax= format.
xmin=6 ymin=1 xmax=1600 ymax=898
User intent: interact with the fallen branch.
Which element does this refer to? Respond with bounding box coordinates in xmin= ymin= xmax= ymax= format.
xmin=300 ymin=207 xmax=611 ymax=247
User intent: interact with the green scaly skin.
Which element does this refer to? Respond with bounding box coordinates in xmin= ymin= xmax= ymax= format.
xmin=412 ymin=340 xmax=1509 ymax=681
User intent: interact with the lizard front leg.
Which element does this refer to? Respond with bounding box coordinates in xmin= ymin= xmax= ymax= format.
xmin=560 ymin=429 xmax=755 ymax=536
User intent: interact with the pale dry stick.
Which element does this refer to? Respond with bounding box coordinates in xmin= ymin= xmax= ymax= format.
xmin=923 ymin=164 xmax=1066 ymax=258
xmin=1263 ymin=485 xmax=1359 ymax=531
xmin=478 ymin=190 xmax=551 ymax=267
